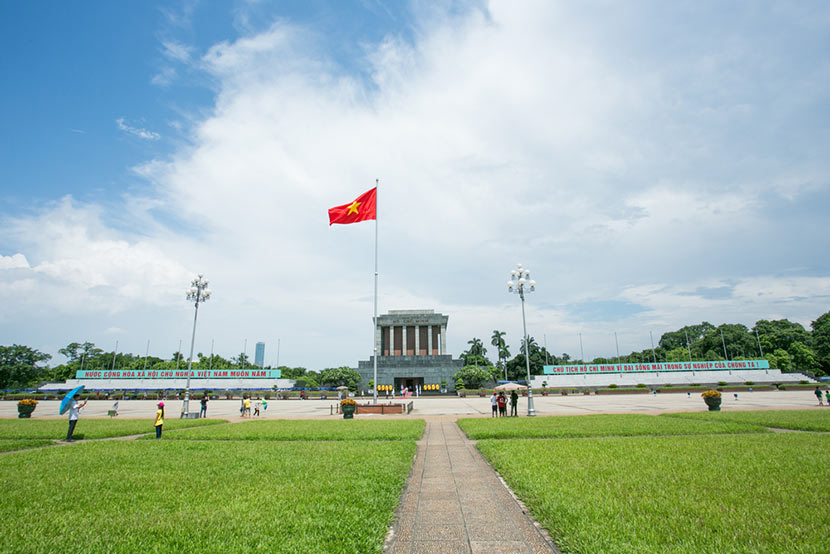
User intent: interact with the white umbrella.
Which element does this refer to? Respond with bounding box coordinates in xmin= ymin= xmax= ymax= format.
xmin=494 ymin=382 xmax=528 ymax=391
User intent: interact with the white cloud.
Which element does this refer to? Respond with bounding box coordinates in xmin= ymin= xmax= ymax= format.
xmin=3 ymin=2 xmax=829 ymax=365
xmin=116 ymin=117 xmax=161 ymax=140
xmin=0 ymin=253 xmax=29 ymax=270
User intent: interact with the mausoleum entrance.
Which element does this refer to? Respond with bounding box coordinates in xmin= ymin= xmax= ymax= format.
xmin=394 ymin=377 xmax=424 ymax=394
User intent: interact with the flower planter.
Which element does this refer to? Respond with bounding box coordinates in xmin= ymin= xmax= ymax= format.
xmin=341 ymin=404 xmax=356 ymax=419
xmin=541 ymin=391 xmax=549 ymax=396
xmin=17 ymin=405 xmax=36 ymax=418
xmin=703 ymin=397 xmax=722 ymax=411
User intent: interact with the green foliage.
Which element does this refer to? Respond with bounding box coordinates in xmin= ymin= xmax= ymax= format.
xmin=0 ymin=344 xmax=51 ymax=388
xmin=319 ymin=366 xmax=362 ymax=388
xmin=454 ymin=365 xmax=493 ymax=389
xmin=478 ymin=434 xmax=830 ymax=554
xmin=811 ymin=310 xmax=830 ymax=374
xmin=0 ymin=439 xmax=55 ymax=452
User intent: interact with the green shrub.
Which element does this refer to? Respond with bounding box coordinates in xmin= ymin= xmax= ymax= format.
xmin=608 ymin=384 xmax=618 ymax=389
xmin=636 ymin=383 xmax=646 ymax=388
xmin=744 ymin=381 xmax=754 ymax=385
xmin=718 ymin=381 xmax=728 ymax=386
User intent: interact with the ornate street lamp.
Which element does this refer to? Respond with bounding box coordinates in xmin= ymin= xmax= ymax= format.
xmin=507 ymin=263 xmax=537 ymax=416
xmin=183 ymin=274 xmax=211 ymax=417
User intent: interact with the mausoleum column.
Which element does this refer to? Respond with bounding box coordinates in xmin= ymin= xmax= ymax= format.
xmin=402 ymin=325 xmax=407 ymax=357
xmin=415 ymin=325 xmax=420 ymax=356
xmin=375 ymin=323 xmax=381 ymax=359
xmin=427 ymin=325 xmax=433 ymax=356
xmin=440 ymin=324 xmax=447 ymax=355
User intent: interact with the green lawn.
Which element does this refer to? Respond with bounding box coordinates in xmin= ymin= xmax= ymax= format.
xmin=457 ymin=413 xmax=765 ymax=440
xmin=158 ymin=418 xmax=426 ymax=441
xmin=664 ymin=409 xmax=830 ymax=432
xmin=478 ymin=433 xmax=830 ymax=554
xmin=0 ymin=418 xmax=226 ymax=440
xmin=0 ymin=439 xmax=55 ymax=453
xmin=0 ymin=439 xmax=416 ymax=553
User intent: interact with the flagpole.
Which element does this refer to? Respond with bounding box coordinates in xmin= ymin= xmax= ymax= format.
xmin=373 ymin=178 xmax=379 ymax=405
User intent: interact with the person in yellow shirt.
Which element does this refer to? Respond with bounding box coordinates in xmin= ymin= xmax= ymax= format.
xmin=243 ymin=396 xmax=251 ymax=417
xmin=154 ymin=402 xmax=164 ymax=439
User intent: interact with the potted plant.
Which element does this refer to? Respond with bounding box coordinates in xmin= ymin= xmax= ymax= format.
xmin=541 ymin=381 xmax=549 ymax=396
xmin=17 ymin=398 xmax=38 ymax=418
xmin=456 ymin=378 xmax=465 ymax=397
xmin=701 ymin=390 xmax=722 ymax=411
xmin=340 ymin=397 xmax=357 ymax=419
xmin=440 ymin=379 xmax=447 ymax=393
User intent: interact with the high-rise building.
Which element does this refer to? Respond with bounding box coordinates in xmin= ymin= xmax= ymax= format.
xmin=254 ymin=342 xmax=266 ymax=368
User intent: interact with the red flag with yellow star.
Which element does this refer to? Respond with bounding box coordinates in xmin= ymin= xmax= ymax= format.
xmin=328 ymin=187 xmax=377 ymax=225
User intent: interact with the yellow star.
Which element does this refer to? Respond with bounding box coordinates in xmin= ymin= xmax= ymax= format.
xmin=347 ymin=200 xmax=361 ymax=215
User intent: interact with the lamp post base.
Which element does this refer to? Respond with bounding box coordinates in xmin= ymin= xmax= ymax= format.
xmin=527 ymin=393 xmax=536 ymax=417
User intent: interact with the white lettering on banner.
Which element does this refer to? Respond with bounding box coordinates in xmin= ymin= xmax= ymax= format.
xmin=76 ymin=369 xmax=282 ymax=379
xmin=543 ymin=360 xmax=769 ymax=375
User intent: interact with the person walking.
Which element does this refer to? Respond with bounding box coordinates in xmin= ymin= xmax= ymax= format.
xmin=262 ymin=397 xmax=268 ymax=412
xmin=199 ymin=394 xmax=208 ymax=418
xmin=154 ymin=402 xmax=165 ymax=439
xmin=65 ymin=395 xmax=88 ymax=442
xmin=825 ymin=390 xmax=829 ymax=407
xmin=490 ymin=392 xmax=498 ymax=418
xmin=510 ymin=390 xmax=518 ymax=416
xmin=243 ymin=395 xmax=252 ymax=417
xmin=253 ymin=399 xmax=261 ymax=417
xmin=815 ymin=387 xmax=824 ymax=406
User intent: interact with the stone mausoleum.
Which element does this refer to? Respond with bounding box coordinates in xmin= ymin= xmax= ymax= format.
xmin=357 ymin=310 xmax=464 ymax=393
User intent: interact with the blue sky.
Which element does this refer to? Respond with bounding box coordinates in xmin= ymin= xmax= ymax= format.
xmin=1 ymin=0 xmax=829 ymax=368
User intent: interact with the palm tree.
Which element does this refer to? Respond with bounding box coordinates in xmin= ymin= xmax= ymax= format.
xmin=467 ymin=337 xmax=486 ymax=357
xmin=491 ymin=330 xmax=508 ymax=380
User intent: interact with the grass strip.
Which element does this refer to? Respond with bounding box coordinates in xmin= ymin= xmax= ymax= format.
xmin=0 ymin=439 xmax=415 ymax=553
xmin=157 ymin=418 xmax=426 ymax=441
xmin=479 ymin=434 xmax=830 ymax=554
xmin=662 ymin=409 xmax=830 ymax=432
xmin=0 ymin=439 xmax=55 ymax=453
xmin=0 ymin=418 xmax=225 ymax=440
xmin=457 ymin=413 xmax=764 ymax=440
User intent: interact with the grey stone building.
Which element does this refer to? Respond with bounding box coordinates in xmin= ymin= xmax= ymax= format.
xmin=357 ymin=309 xmax=464 ymax=393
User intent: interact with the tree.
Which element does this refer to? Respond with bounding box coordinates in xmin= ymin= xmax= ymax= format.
xmin=491 ymin=330 xmax=508 ymax=376
xmin=232 ymin=352 xmax=250 ymax=368
xmin=659 ymin=323 xmax=716 ymax=352
xmin=753 ymin=319 xmax=810 ymax=355
xmin=0 ymin=344 xmax=51 ymax=389
xmin=461 ymin=337 xmax=490 ymax=367
xmin=320 ymin=367 xmax=362 ymax=388
xmin=453 ymin=365 xmax=493 ymax=389
xmin=789 ymin=341 xmax=817 ymax=373
xmin=811 ymin=311 xmax=830 ymax=375
xmin=58 ymin=342 xmax=82 ymax=362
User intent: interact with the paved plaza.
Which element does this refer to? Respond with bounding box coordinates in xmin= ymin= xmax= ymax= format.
xmin=0 ymin=389 xmax=821 ymax=419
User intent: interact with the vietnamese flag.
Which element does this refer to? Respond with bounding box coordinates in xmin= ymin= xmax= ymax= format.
xmin=328 ymin=187 xmax=377 ymax=225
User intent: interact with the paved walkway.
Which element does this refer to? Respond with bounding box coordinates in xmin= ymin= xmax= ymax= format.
xmin=385 ymin=417 xmax=558 ymax=554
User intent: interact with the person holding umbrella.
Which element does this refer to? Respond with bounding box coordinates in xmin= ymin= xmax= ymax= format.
xmin=154 ymin=402 xmax=165 ymax=439
xmin=59 ymin=386 xmax=87 ymax=442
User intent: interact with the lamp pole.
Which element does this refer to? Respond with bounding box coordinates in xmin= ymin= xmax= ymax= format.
xmin=507 ymin=263 xmax=537 ymax=417
xmin=183 ymin=274 xmax=211 ymax=417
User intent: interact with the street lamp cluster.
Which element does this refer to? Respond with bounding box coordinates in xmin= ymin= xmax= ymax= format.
xmin=183 ymin=274 xmax=211 ymax=417
xmin=507 ymin=263 xmax=537 ymax=417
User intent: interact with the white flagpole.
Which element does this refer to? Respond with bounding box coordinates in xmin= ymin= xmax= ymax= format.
xmin=373 ymin=178 xmax=379 ymax=405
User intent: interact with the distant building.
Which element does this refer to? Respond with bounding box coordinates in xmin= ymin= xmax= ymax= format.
xmin=357 ymin=309 xmax=464 ymax=392
xmin=255 ymin=342 xmax=265 ymax=367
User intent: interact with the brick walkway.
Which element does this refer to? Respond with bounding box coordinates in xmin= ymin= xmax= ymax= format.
xmin=385 ymin=417 xmax=559 ymax=554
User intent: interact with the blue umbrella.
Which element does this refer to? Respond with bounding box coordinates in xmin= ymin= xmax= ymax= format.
xmin=59 ymin=385 xmax=85 ymax=415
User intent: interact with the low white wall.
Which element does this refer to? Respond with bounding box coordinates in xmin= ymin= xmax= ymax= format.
xmin=39 ymin=378 xmax=297 ymax=391
xmin=529 ymin=369 xmax=813 ymax=389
